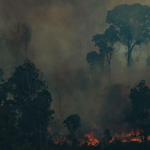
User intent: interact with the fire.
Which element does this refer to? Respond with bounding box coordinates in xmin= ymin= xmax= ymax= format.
xmin=110 ymin=129 xmax=150 ymax=143
xmin=53 ymin=129 xmax=150 ymax=146
xmin=53 ymin=136 xmax=66 ymax=145
xmin=81 ymin=132 xmax=99 ymax=146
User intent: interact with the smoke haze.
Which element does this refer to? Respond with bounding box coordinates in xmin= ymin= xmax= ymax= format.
xmin=1 ymin=0 xmax=150 ymax=135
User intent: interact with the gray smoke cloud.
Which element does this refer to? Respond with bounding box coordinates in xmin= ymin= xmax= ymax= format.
xmin=0 ymin=0 xmax=150 ymax=136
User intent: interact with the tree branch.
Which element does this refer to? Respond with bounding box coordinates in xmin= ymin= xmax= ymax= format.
xmin=130 ymin=41 xmax=138 ymax=53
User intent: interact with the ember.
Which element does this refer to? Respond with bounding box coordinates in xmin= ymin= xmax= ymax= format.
xmin=53 ymin=136 xmax=66 ymax=145
xmin=81 ymin=132 xmax=99 ymax=146
xmin=109 ymin=129 xmax=150 ymax=143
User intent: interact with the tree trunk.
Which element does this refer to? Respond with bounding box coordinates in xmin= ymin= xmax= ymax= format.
xmin=106 ymin=52 xmax=111 ymax=85
xmin=108 ymin=63 xmax=111 ymax=85
xmin=127 ymin=50 xmax=131 ymax=86
xmin=127 ymin=42 xmax=132 ymax=67
xmin=127 ymin=41 xmax=137 ymax=87
xmin=25 ymin=43 xmax=28 ymax=58
xmin=127 ymin=41 xmax=137 ymax=67
xmin=58 ymin=93 xmax=61 ymax=118
xmin=39 ymin=124 xmax=43 ymax=150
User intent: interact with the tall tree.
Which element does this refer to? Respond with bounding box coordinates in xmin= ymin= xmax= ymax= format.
xmin=63 ymin=114 xmax=81 ymax=148
xmin=21 ymin=24 xmax=31 ymax=57
xmin=103 ymin=129 xmax=112 ymax=143
xmin=0 ymin=69 xmax=18 ymax=150
xmin=106 ymin=3 xmax=150 ymax=67
xmin=7 ymin=59 xmax=54 ymax=150
xmin=87 ymin=25 xmax=118 ymax=84
xmin=128 ymin=80 xmax=150 ymax=143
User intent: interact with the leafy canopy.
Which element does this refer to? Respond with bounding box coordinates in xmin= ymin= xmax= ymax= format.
xmin=106 ymin=3 xmax=150 ymax=45
xmin=63 ymin=114 xmax=81 ymax=134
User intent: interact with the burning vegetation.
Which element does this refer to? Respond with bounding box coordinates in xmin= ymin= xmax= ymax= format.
xmin=50 ymin=79 xmax=150 ymax=150
xmin=80 ymin=132 xmax=99 ymax=146
xmin=1 ymin=2 xmax=150 ymax=150
xmin=52 ymin=129 xmax=150 ymax=147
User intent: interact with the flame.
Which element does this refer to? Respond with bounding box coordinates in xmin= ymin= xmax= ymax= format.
xmin=53 ymin=129 xmax=150 ymax=146
xmin=110 ymin=129 xmax=150 ymax=143
xmin=81 ymin=132 xmax=99 ymax=146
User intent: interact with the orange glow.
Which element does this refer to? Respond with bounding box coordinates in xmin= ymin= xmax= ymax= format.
xmin=81 ymin=132 xmax=99 ymax=146
xmin=57 ymin=115 xmax=60 ymax=120
xmin=109 ymin=129 xmax=146 ymax=143
xmin=53 ymin=129 xmax=150 ymax=146
xmin=53 ymin=136 xmax=66 ymax=145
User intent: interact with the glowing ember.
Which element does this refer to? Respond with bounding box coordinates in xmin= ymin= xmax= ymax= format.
xmin=57 ymin=115 xmax=60 ymax=120
xmin=110 ymin=129 xmax=147 ymax=143
xmin=81 ymin=132 xmax=99 ymax=146
xmin=53 ymin=136 xmax=66 ymax=145
xmin=53 ymin=129 xmax=150 ymax=146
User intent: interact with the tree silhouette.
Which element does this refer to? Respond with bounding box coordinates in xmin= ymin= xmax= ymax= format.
xmin=86 ymin=51 xmax=104 ymax=71
xmin=87 ymin=25 xmax=118 ymax=84
xmin=21 ymin=24 xmax=31 ymax=57
xmin=7 ymin=59 xmax=54 ymax=150
xmin=2 ymin=20 xmax=32 ymax=62
xmin=103 ymin=129 xmax=112 ymax=143
xmin=0 ymin=69 xmax=20 ymax=149
xmin=63 ymin=114 xmax=81 ymax=148
xmin=128 ymin=80 xmax=150 ymax=142
xmin=106 ymin=3 xmax=150 ymax=67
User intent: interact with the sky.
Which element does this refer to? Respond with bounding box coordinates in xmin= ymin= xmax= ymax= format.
xmin=0 ymin=0 xmax=150 ymax=135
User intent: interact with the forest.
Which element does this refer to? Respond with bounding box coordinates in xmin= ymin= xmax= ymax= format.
xmin=1 ymin=1 xmax=150 ymax=150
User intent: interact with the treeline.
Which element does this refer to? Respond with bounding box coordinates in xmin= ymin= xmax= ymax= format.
xmin=86 ymin=3 xmax=150 ymax=84
xmin=0 ymin=59 xmax=54 ymax=150
xmin=1 ymin=59 xmax=150 ymax=150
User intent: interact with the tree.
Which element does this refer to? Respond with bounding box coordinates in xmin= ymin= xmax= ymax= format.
xmin=103 ymin=129 xmax=112 ymax=143
xmin=100 ymin=129 xmax=112 ymax=150
xmin=21 ymin=24 xmax=31 ymax=57
xmin=7 ymin=59 xmax=54 ymax=150
xmin=3 ymin=20 xmax=31 ymax=61
xmin=128 ymin=80 xmax=150 ymax=142
xmin=87 ymin=25 xmax=118 ymax=84
xmin=63 ymin=114 xmax=81 ymax=148
xmin=106 ymin=3 xmax=150 ymax=67
xmin=0 ymin=69 xmax=19 ymax=150
xmin=12 ymin=21 xmax=31 ymax=57
xmin=86 ymin=51 xmax=105 ymax=71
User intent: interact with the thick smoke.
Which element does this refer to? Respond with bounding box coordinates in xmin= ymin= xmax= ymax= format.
xmin=0 ymin=0 xmax=150 ymax=136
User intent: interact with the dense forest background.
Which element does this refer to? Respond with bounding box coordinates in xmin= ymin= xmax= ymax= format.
xmin=1 ymin=0 xmax=150 ymax=150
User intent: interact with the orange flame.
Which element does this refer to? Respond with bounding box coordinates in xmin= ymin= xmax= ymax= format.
xmin=81 ymin=132 xmax=99 ymax=146
xmin=53 ymin=129 xmax=150 ymax=146
xmin=110 ymin=129 xmax=149 ymax=143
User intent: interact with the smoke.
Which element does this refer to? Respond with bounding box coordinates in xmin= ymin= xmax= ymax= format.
xmin=0 ymin=0 xmax=150 ymax=135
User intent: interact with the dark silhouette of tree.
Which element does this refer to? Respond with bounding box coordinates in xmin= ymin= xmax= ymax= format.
xmin=12 ymin=20 xmax=31 ymax=57
xmin=103 ymin=129 xmax=112 ymax=143
xmin=90 ymin=25 xmax=118 ymax=84
xmin=63 ymin=114 xmax=81 ymax=148
xmin=0 ymin=69 xmax=20 ymax=150
xmin=128 ymin=80 xmax=150 ymax=143
xmin=21 ymin=24 xmax=31 ymax=57
xmin=7 ymin=59 xmax=54 ymax=150
xmin=106 ymin=3 xmax=150 ymax=67
xmin=86 ymin=51 xmax=104 ymax=71
xmin=146 ymin=56 xmax=150 ymax=66
xmin=1 ymin=20 xmax=32 ymax=62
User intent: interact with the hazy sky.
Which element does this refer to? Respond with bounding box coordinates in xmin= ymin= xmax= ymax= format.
xmin=0 ymin=0 xmax=149 ymax=74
